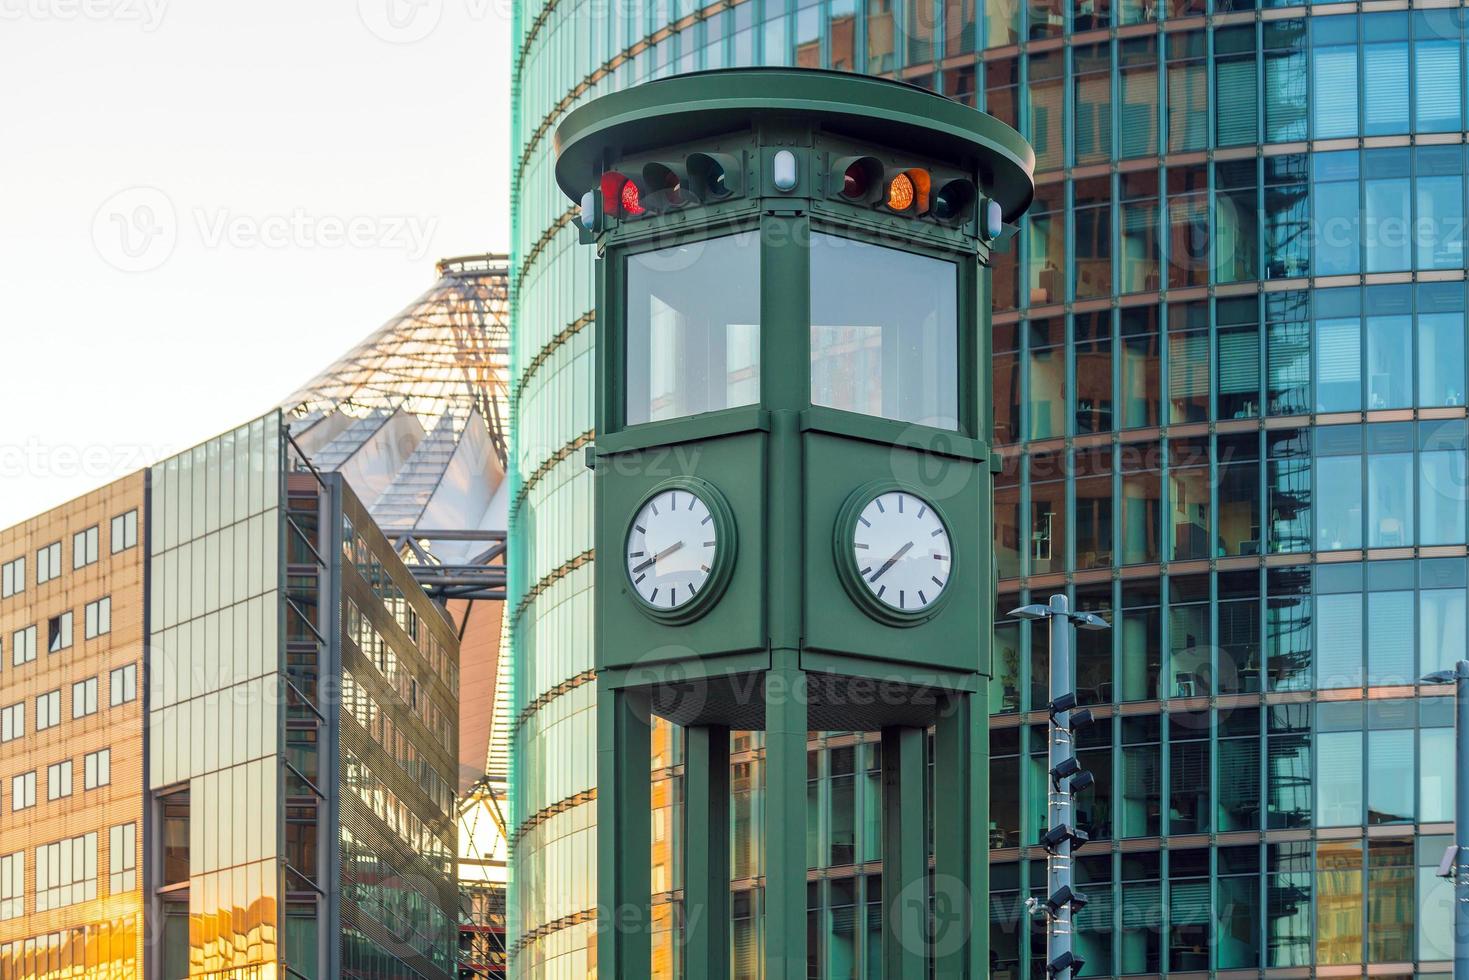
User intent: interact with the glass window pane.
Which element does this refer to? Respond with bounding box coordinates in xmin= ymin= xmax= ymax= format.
xmin=1362 ymin=42 xmax=1409 ymax=135
xmin=1420 ymin=450 xmax=1467 ymax=545
xmin=1316 ymin=841 xmax=1363 ymax=963
xmin=1416 ymin=172 xmax=1466 ymax=271
xmin=1420 ymin=865 xmax=1454 ymax=960
xmin=1214 ymin=46 xmax=1258 ymax=145
xmin=810 ymin=234 xmax=958 ymax=428
xmin=1366 ymin=453 xmax=1412 ymax=547
xmin=1119 ymin=52 xmax=1158 ymax=158
xmin=1419 ymin=728 xmax=1455 ymax=823
xmin=1364 ymin=174 xmax=1412 ymax=273
xmin=1263 ymin=24 xmax=1308 ymax=142
xmin=1311 ymin=45 xmax=1358 ymax=138
xmin=1420 ymin=588 xmax=1467 ymax=677
xmin=1026 ymin=319 xmax=1065 ymax=439
xmin=1414 ymin=40 xmax=1463 ymax=132
xmin=1315 ymin=317 xmax=1361 ymax=411
xmin=1367 ymin=729 xmax=1414 ymax=825
xmin=1315 ymin=455 xmax=1361 ymax=551
xmin=1366 ymin=591 xmax=1414 ymax=686
xmin=1316 ymin=730 xmax=1363 ymax=825
xmin=1365 ymin=316 xmax=1411 ymax=409
xmin=624 ymin=231 xmax=760 ymax=425
xmin=1316 ymin=592 xmax=1362 ymax=689
xmin=1418 ymin=312 xmax=1466 ymax=408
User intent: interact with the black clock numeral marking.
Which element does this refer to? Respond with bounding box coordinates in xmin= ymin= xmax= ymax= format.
xmin=690 ymin=581 xmax=698 ymax=594
xmin=930 ymin=528 xmax=943 ymax=537
xmin=688 ymin=496 xmax=696 ymax=511
xmin=701 ymin=514 xmax=712 ymax=525
xmin=854 ymin=542 xmax=869 ymax=550
xmin=630 ymin=551 xmax=645 ymax=558
xmin=703 ymin=540 xmax=716 ymax=548
xmin=918 ymin=590 xmax=927 ymax=605
xmin=875 ymin=497 xmax=885 ymax=514
xmin=651 ymin=500 xmax=659 ymax=516
xmin=898 ymin=590 xmax=906 ymax=608
xmin=635 ymin=524 xmax=646 ymax=534
xmin=917 ymin=505 xmax=927 ymax=520
xmin=857 ymin=516 xmax=870 ymax=527
xmin=897 ymin=496 xmax=903 ymax=514
xmin=860 ymin=566 xmax=872 ymax=577
xmin=877 ymin=585 xmax=886 ymax=599
xmin=635 ymin=574 xmax=646 ymax=585
xmin=700 ymin=563 xmax=711 ymax=572
xmin=933 ymin=554 xmax=948 ymax=561
xmin=649 ymin=588 xmax=659 ymax=603
xmin=931 ymin=575 xmax=944 ymax=587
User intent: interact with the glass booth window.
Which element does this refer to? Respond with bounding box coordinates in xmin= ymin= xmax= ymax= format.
xmin=625 ymin=231 xmax=760 ymax=426
xmin=810 ymin=233 xmax=958 ymax=429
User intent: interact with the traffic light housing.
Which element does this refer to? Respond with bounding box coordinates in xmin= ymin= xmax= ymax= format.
xmin=826 ymin=151 xmax=978 ymax=227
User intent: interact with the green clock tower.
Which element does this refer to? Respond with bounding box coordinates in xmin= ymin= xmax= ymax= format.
xmin=552 ymin=68 xmax=1034 ymax=979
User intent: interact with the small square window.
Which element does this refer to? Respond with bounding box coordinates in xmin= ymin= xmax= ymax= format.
xmin=47 ymin=612 xmax=72 ymax=654
xmin=1 ymin=557 xmax=24 ymax=598
xmin=110 ymin=511 xmax=137 ymax=554
xmin=46 ymin=761 xmax=72 ymax=801
xmin=84 ymin=749 xmax=111 ymax=790
xmin=11 ymin=626 xmax=36 ymax=667
xmin=109 ymin=665 xmax=137 ymax=707
xmin=71 ymin=679 xmax=98 ymax=720
xmin=72 ymin=527 xmax=99 ymax=570
xmin=35 ymin=543 xmax=61 ymax=585
xmin=84 ymin=598 xmax=111 ymax=640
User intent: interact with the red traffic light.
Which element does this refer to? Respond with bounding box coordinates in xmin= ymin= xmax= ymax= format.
xmin=832 ymin=155 xmax=883 ymax=203
xmin=600 ymin=172 xmax=644 ymax=217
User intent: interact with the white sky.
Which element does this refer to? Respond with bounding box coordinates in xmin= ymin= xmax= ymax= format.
xmin=0 ymin=0 xmax=513 ymax=528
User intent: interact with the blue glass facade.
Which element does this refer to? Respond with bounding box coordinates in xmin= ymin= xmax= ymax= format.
xmin=511 ymin=0 xmax=1468 ymax=974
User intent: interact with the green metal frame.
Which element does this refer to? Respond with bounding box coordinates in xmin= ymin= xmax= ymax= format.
xmin=555 ymin=67 xmax=1035 ymax=980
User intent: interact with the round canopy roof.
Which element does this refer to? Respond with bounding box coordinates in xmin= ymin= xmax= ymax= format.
xmin=553 ymin=68 xmax=1036 ymax=221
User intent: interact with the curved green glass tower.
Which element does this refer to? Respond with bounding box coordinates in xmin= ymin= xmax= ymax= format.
xmin=511 ymin=1 xmax=1467 ymax=975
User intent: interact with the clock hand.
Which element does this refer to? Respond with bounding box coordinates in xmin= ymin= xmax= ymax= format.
xmin=868 ymin=540 xmax=914 ymax=583
xmin=631 ymin=540 xmax=684 ymax=574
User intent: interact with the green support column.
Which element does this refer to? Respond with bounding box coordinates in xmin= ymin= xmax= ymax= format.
xmin=596 ymin=684 xmax=651 ymax=979
xmin=933 ymin=692 xmax=988 ymax=978
xmin=764 ymin=661 xmax=808 ymax=979
xmin=684 ymin=724 xmax=731 ymax=977
xmin=882 ymin=725 xmax=927 ymax=979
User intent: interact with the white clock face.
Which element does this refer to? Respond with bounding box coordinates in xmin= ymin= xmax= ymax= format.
xmin=851 ymin=491 xmax=951 ymax=612
xmin=625 ymin=488 xmax=718 ymax=610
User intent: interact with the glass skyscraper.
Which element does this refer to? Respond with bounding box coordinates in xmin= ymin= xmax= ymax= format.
xmin=147 ymin=412 xmax=461 ymax=979
xmin=0 ymin=411 xmax=462 ymax=980
xmin=511 ymin=1 xmax=1467 ymax=974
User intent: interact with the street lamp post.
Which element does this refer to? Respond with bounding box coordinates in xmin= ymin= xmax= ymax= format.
xmin=1011 ymin=594 xmax=1109 ymax=979
xmin=1425 ymin=660 xmax=1469 ymax=980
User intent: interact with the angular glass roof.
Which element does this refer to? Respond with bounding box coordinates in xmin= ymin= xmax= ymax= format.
xmin=281 ymin=254 xmax=510 ymax=466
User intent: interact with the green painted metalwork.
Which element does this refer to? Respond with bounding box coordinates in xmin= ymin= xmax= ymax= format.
xmin=683 ymin=725 xmax=731 ymax=976
xmin=554 ymin=66 xmax=1034 ymax=979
